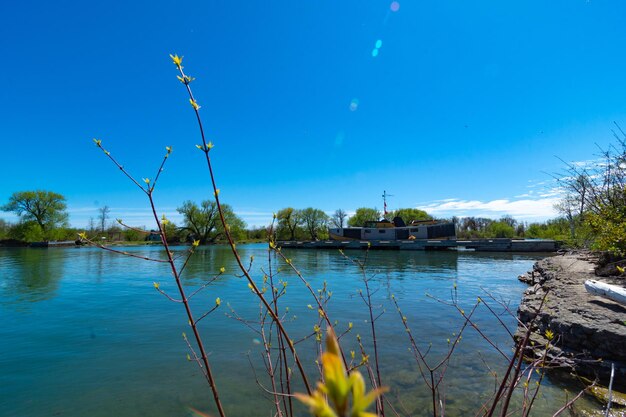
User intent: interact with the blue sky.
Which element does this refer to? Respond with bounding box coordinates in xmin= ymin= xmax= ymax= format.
xmin=2 ymin=1 xmax=626 ymax=228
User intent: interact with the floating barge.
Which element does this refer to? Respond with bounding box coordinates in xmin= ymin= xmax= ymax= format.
xmin=30 ymin=240 xmax=79 ymax=248
xmin=277 ymin=238 xmax=559 ymax=252
xmin=282 ymin=204 xmax=559 ymax=252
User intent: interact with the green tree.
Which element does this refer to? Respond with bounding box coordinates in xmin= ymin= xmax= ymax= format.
xmin=0 ymin=219 xmax=9 ymax=239
xmin=526 ymin=218 xmax=573 ymax=241
xmin=486 ymin=221 xmax=515 ymax=238
xmin=347 ymin=207 xmax=380 ymax=227
xmin=162 ymin=220 xmax=182 ymax=243
xmin=1 ymin=190 xmax=68 ymax=239
xmin=276 ymin=207 xmax=302 ymax=240
xmin=177 ymin=200 xmax=246 ymax=244
xmin=556 ymin=135 xmax=626 ymax=254
xmin=8 ymin=221 xmax=45 ymax=242
xmin=587 ymin=191 xmax=626 ymax=256
xmin=300 ymin=207 xmax=329 ymax=240
xmin=499 ymin=215 xmax=518 ymax=229
xmin=390 ymin=208 xmax=432 ymax=224
xmin=245 ymin=226 xmax=268 ymax=241
xmin=124 ymin=228 xmax=142 ymax=242
xmin=457 ymin=217 xmax=494 ymax=238
xmin=50 ymin=226 xmax=79 ymax=241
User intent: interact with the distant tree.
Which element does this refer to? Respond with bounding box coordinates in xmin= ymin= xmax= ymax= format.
xmin=1 ymin=190 xmax=68 ymax=237
xmin=587 ymin=193 xmax=626 ymax=256
xmin=177 ymin=200 xmax=219 ymax=243
xmin=88 ymin=217 xmax=96 ymax=233
xmin=475 ymin=217 xmax=494 ymax=231
xmin=556 ymin=174 xmax=591 ymax=221
xmin=246 ymin=226 xmax=268 ymax=241
xmin=499 ymin=215 xmax=517 ymax=229
xmin=485 ymin=221 xmax=515 ymax=238
xmin=177 ymin=200 xmax=246 ymax=244
xmin=347 ymin=207 xmax=381 ymax=227
xmin=49 ymin=226 xmax=80 ymax=241
xmin=276 ymin=207 xmax=302 ymax=240
xmin=124 ymin=228 xmax=142 ymax=242
xmin=98 ymin=205 xmax=110 ymax=232
xmin=554 ymin=189 xmax=588 ymax=241
xmin=161 ymin=220 xmax=181 ymax=243
xmin=457 ymin=216 xmax=495 ymax=238
xmin=390 ymin=208 xmax=432 ymax=224
xmin=300 ymin=207 xmax=329 ymax=240
xmin=555 ymin=132 xmax=626 ymax=254
xmin=526 ymin=218 xmax=573 ymax=241
xmin=515 ymin=222 xmax=526 ymax=237
xmin=462 ymin=217 xmax=477 ymax=232
xmin=8 ymin=220 xmax=45 ymax=242
xmin=0 ymin=218 xmax=9 ymax=239
xmin=330 ymin=209 xmax=347 ymax=228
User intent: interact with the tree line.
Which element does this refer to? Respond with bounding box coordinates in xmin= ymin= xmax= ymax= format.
xmin=4 ymin=126 xmax=625 ymax=256
xmin=273 ymin=207 xmax=432 ymax=241
xmin=0 ymin=193 xmax=249 ymax=244
xmin=0 ymin=197 xmax=436 ymax=244
xmin=452 ymin=215 xmax=573 ymax=240
xmin=0 ymin=191 xmax=584 ymax=245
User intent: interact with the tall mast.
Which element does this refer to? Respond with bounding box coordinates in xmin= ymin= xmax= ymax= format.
xmin=382 ymin=190 xmax=393 ymax=217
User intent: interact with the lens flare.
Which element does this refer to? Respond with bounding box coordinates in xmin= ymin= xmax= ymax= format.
xmin=371 ymin=48 xmax=379 ymax=57
xmin=349 ymin=98 xmax=359 ymax=111
xmin=390 ymin=1 xmax=400 ymax=12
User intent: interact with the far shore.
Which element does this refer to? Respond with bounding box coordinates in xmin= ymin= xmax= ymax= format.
xmin=0 ymin=239 xmax=266 ymax=248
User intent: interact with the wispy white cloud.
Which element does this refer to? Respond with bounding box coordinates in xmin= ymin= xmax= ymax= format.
xmin=416 ymin=195 xmax=562 ymax=221
xmin=570 ymin=158 xmax=604 ymax=169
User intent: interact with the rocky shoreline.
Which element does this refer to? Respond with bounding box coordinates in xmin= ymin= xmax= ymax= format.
xmin=517 ymin=252 xmax=626 ymax=389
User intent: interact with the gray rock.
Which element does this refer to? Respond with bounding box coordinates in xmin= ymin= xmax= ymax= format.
xmin=517 ymin=252 xmax=626 ymax=389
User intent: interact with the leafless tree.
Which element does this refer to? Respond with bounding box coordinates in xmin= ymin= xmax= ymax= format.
xmin=330 ymin=208 xmax=347 ymax=228
xmin=98 ymin=205 xmax=110 ymax=232
xmin=556 ymin=127 xmax=625 ymax=217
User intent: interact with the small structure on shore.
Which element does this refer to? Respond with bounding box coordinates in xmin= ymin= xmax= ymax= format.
xmin=329 ymin=217 xmax=456 ymax=241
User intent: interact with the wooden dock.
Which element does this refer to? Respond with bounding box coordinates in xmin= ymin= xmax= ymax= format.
xmin=277 ymin=238 xmax=559 ymax=252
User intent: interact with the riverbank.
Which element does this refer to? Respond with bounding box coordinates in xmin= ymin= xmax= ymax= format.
xmin=517 ymin=252 xmax=626 ymax=388
xmin=0 ymin=239 xmax=266 ymax=248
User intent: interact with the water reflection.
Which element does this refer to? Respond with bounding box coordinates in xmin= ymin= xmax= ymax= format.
xmin=180 ymin=245 xmax=240 ymax=283
xmin=0 ymin=248 xmax=65 ymax=303
xmin=279 ymin=248 xmax=460 ymax=277
xmin=0 ymin=244 xmax=597 ymax=417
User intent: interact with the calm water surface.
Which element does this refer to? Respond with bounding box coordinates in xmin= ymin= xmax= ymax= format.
xmin=0 ymin=245 xmax=595 ymax=416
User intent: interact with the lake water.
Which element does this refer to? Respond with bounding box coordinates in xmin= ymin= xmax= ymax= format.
xmin=0 ymin=245 xmax=597 ymax=416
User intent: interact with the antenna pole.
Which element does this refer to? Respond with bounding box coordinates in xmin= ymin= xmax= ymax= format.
xmin=382 ymin=190 xmax=393 ymax=217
